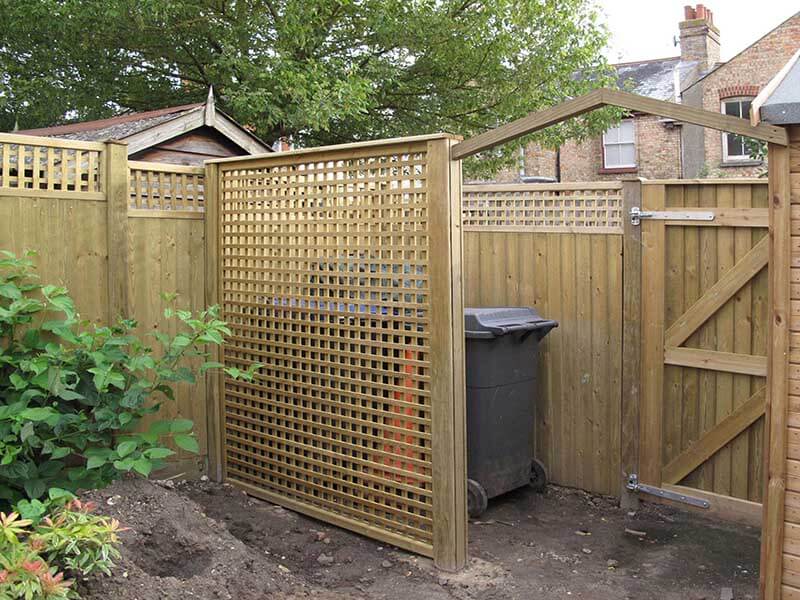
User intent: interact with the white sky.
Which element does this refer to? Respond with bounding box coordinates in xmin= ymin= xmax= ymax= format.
xmin=599 ymin=0 xmax=799 ymax=63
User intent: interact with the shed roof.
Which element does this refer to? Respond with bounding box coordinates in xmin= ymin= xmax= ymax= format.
xmin=13 ymin=89 xmax=272 ymax=156
xmin=759 ymin=52 xmax=800 ymax=125
xmin=17 ymin=104 xmax=203 ymax=141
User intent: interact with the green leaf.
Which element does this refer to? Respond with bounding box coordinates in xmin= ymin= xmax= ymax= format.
xmin=16 ymin=498 xmax=47 ymax=521
xmin=171 ymin=334 xmax=193 ymax=349
xmin=20 ymin=421 xmax=35 ymax=442
xmin=170 ymin=419 xmax=194 ymax=433
xmin=132 ymin=457 xmax=152 ymax=477
xmin=20 ymin=407 xmax=57 ymax=422
xmin=86 ymin=455 xmax=107 ymax=470
xmin=48 ymin=487 xmax=76 ymax=502
xmin=199 ymin=330 xmax=223 ymax=345
xmin=113 ymin=458 xmax=135 ymax=472
xmin=9 ymin=372 xmax=27 ymax=390
xmin=144 ymin=447 xmax=175 ymax=460
xmin=23 ymin=479 xmax=46 ymax=500
xmin=0 ymin=282 xmax=22 ymax=300
xmin=173 ymin=434 xmax=199 ymax=454
xmin=148 ymin=420 xmax=173 ymax=435
xmin=50 ymin=447 xmax=71 ymax=460
xmin=116 ymin=440 xmax=138 ymax=458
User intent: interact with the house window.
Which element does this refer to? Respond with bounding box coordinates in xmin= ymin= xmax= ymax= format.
xmin=602 ymin=120 xmax=636 ymax=169
xmin=721 ymin=97 xmax=755 ymax=161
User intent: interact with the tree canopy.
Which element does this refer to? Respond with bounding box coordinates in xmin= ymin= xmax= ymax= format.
xmin=0 ymin=0 xmax=619 ymax=174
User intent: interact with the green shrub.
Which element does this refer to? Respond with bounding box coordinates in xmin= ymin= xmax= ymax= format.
xmin=0 ymin=251 xmax=257 ymax=507
xmin=0 ymin=498 xmax=124 ymax=599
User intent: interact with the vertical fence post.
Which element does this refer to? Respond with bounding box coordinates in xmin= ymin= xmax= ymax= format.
xmin=620 ymin=178 xmax=643 ymax=508
xmin=428 ymin=137 xmax=467 ymax=571
xmin=204 ymin=162 xmax=224 ymax=482
xmin=105 ymin=140 xmax=130 ymax=323
xmin=639 ymin=182 xmax=666 ymax=487
xmin=760 ymin=140 xmax=791 ymax=599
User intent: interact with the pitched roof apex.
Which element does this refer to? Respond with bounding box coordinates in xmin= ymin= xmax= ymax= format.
xmin=204 ymin=86 xmax=216 ymax=126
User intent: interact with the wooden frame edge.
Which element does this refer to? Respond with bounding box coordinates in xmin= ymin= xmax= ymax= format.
xmin=428 ymin=138 xmax=468 ymax=571
xmin=761 ymin=142 xmax=792 ymax=599
xmin=203 ymin=162 xmax=224 ymax=482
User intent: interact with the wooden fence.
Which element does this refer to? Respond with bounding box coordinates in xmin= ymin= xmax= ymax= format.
xmin=1 ymin=130 xmax=784 ymax=573
xmin=462 ymin=182 xmax=624 ymax=496
xmin=0 ymin=133 xmax=209 ymax=476
xmin=463 ymin=179 xmax=770 ymax=507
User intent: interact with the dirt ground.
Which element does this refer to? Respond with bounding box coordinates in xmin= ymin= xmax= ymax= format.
xmin=79 ymin=477 xmax=760 ymax=600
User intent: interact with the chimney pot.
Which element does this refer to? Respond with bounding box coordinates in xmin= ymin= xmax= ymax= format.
xmin=696 ymin=4 xmax=706 ymax=20
xmin=679 ymin=4 xmax=720 ymax=69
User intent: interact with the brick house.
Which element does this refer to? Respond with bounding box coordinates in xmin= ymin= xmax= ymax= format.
xmin=498 ymin=5 xmax=800 ymax=183
xmin=682 ymin=9 xmax=800 ymax=177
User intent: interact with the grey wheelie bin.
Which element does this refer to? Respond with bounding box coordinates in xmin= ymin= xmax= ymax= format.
xmin=464 ymin=307 xmax=558 ymax=517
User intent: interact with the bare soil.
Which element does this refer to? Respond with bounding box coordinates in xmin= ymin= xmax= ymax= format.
xmin=80 ymin=477 xmax=759 ymax=600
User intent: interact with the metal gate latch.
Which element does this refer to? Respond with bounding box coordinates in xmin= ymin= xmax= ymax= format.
xmin=630 ymin=206 xmax=715 ymax=226
xmin=626 ymin=474 xmax=710 ymax=509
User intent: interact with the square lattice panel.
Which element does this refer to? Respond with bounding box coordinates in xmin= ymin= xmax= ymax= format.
xmin=218 ymin=142 xmax=435 ymax=552
xmin=462 ymin=183 xmax=624 ymax=233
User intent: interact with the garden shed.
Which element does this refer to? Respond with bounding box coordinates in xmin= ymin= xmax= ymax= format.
xmin=15 ymin=88 xmax=271 ymax=166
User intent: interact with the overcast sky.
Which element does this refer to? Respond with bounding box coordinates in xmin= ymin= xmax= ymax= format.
xmin=599 ymin=0 xmax=799 ymax=63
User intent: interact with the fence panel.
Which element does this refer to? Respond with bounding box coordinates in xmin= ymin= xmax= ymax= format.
xmin=129 ymin=161 xmax=205 ymax=213
xmin=462 ymin=182 xmax=624 ymax=496
xmin=127 ymin=211 xmax=208 ymax=474
xmin=0 ymin=134 xmax=210 ymax=477
xmin=0 ymin=133 xmax=104 ymax=199
xmin=212 ymin=134 xmax=466 ymax=567
xmin=639 ymin=180 xmax=769 ymax=505
xmin=0 ymin=134 xmax=109 ymax=324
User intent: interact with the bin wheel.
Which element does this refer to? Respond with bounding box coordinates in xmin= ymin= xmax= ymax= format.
xmin=529 ymin=459 xmax=548 ymax=493
xmin=467 ymin=479 xmax=488 ymax=518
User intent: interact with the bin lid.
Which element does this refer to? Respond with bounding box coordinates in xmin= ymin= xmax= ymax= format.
xmin=464 ymin=307 xmax=558 ymax=339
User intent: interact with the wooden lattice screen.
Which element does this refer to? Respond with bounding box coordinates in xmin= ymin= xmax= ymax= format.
xmin=209 ymin=134 xmax=466 ymax=568
xmin=462 ymin=182 xmax=624 ymax=234
xmin=129 ymin=161 xmax=205 ymax=212
xmin=0 ymin=133 xmax=104 ymax=198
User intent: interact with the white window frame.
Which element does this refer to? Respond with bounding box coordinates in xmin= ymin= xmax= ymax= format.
xmin=721 ymin=97 xmax=754 ymax=162
xmin=602 ymin=119 xmax=636 ymax=169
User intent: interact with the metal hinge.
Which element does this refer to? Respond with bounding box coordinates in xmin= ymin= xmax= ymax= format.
xmin=630 ymin=206 xmax=715 ymax=226
xmin=626 ymin=474 xmax=710 ymax=509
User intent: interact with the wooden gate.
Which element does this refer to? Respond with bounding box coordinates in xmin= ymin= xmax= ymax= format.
xmin=639 ymin=180 xmax=769 ymax=515
xmin=206 ymin=134 xmax=467 ymax=569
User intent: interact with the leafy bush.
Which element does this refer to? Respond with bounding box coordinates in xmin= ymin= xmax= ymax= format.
xmin=0 ymin=497 xmax=124 ymax=599
xmin=0 ymin=251 xmax=257 ymax=507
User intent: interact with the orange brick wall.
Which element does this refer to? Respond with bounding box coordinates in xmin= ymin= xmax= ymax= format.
xmin=558 ymin=115 xmax=682 ymax=181
xmin=690 ymin=13 xmax=800 ymax=176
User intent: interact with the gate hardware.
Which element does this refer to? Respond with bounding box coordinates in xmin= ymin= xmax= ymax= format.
xmin=630 ymin=206 xmax=715 ymax=226
xmin=626 ymin=474 xmax=710 ymax=509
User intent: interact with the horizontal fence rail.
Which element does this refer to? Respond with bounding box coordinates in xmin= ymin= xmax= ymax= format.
xmin=129 ymin=161 xmax=205 ymax=215
xmin=462 ymin=182 xmax=624 ymax=234
xmin=0 ymin=133 xmax=105 ymax=199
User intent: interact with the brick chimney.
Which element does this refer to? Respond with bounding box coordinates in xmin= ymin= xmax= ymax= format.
xmin=679 ymin=4 xmax=720 ymax=71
